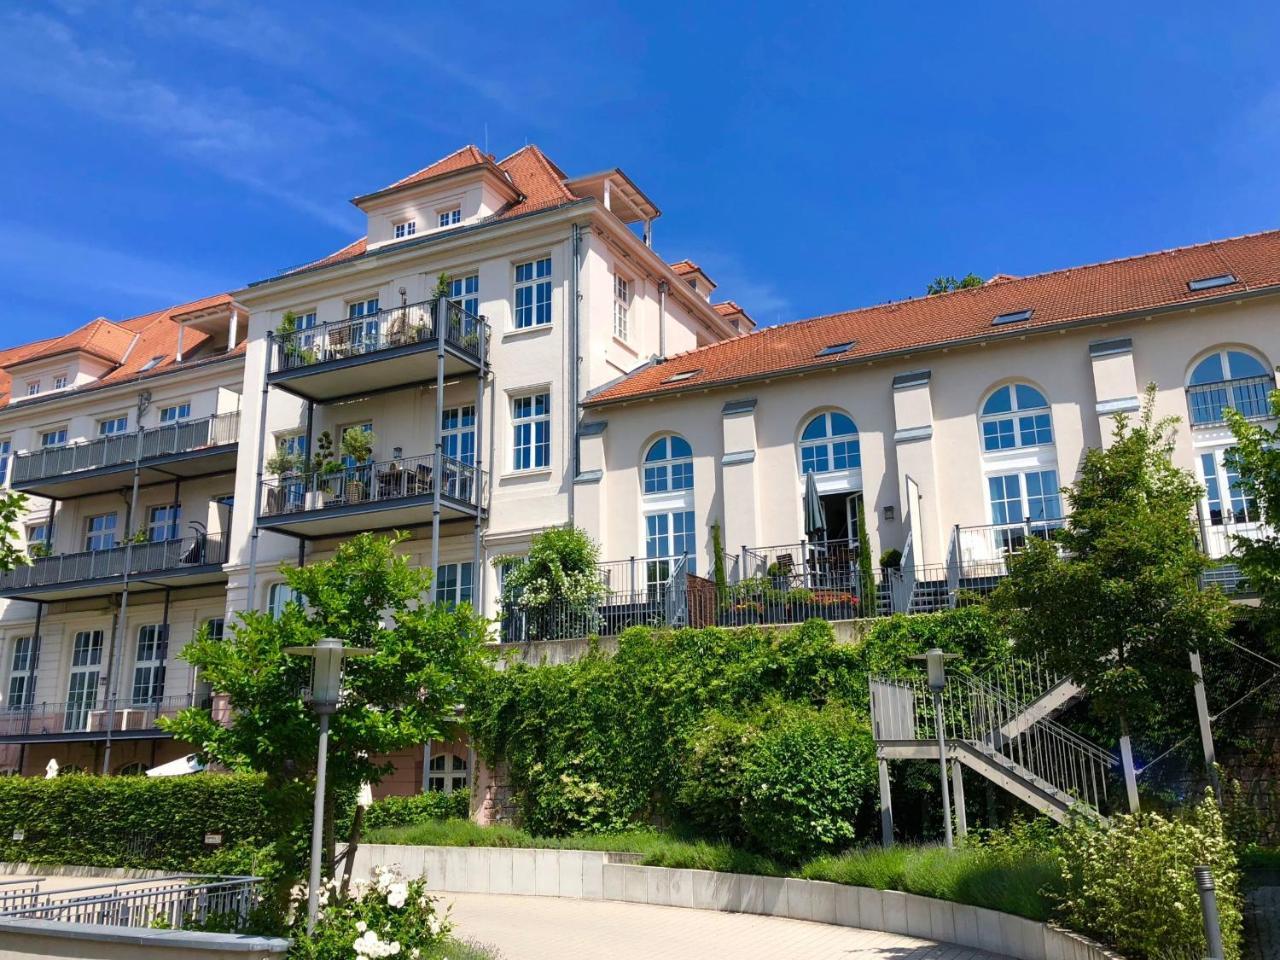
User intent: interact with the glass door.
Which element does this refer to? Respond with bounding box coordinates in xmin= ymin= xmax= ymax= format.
xmin=65 ymin=630 xmax=103 ymax=731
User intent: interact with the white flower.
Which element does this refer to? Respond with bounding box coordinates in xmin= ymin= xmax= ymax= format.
xmin=356 ymin=920 xmax=368 ymax=933
xmin=410 ymin=950 xmax=420 ymax=960
xmin=354 ymin=930 xmax=401 ymax=958
xmin=386 ymin=882 xmax=408 ymax=909
xmin=427 ymin=913 xmax=443 ymax=936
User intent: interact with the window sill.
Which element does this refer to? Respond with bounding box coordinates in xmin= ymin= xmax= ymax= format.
xmin=501 ymin=324 xmax=554 ymax=343
xmin=612 ymin=335 xmax=637 ymax=356
xmin=499 ymin=468 xmax=553 ymax=482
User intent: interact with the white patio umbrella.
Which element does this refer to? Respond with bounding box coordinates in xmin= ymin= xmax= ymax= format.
xmin=145 ymin=754 xmax=205 ymax=777
xmin=44 ymin=758 xmax=58 ymax=779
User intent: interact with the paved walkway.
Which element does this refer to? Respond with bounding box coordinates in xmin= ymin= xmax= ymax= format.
xmin=442 ymin=892 xmax=1006 ymax=960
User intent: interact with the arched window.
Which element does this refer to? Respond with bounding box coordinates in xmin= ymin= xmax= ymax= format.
xmin=427 ymin=752 xmax=469 ymax=793
xmin=980 ymin=384 xmax=1053 ymax=451
xmin=1187 ymin=349 xmax=1271 ymax=425
xmin=642 ymin=435 xmax=693 ymax=494
xmin=799 ymin=412 xmax=860 ymax=475
xmin=117 ymin=761 xmax=149 ymax=776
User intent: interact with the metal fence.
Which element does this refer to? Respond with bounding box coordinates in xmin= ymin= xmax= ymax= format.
xmin=0 ymin=693 xmax=201 ymax=738
xmin=260 ymin=453 xmax=485 ymax=518
xmin=11 ymin=411 xmax=240 ymax=485
xmin=0 ymin=534 xmax=228 ymax=592
xmin=949 ymin=519 xmax=1066 ymax=582
xmin=0 ymin=875 xmax=262 ymax=930
xmin=1185 ymin=375 xmax=1273 ymax=427
xmin=272 ymin=298 xmax=488 ymax=373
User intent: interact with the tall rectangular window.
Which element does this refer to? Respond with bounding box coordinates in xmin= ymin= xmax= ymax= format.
xmin=7 ymin=636 xmax=38 ymax=710
xmin=85 ymin=513 xmax=118 ymax=551
xmin=0 ymin=438 xmax=10 ymax=487
xmin=98 ymin=415 xmax=129 ymax=436
xmin=448 ymin=274 xmax=480 ymax=317
xmin=131 ymin=624 xmax=167 ymax=705
xmin=514 ymin=257 xmax=552 ymax=328
xmin=147 ymin=504 xmax=180 ymax=542
xmin=347 ymin=298 xmax=380 ymax=346
xmin=1201 ymin=453 xmax=1224 ymax=524
xmin=203 ymin=618 xmax=225 ymax=642
xmin=267 ymin=583 xmax=301 ymax=618
xmin=159 ymin=403 xmax=191 ymax=423
xmin=645 ymin=510 xmax=697 ymax=588
xmin=434 ymin=562 xmax=474 ymax=607
xmin=442 ymin=405 xmax=476 ymax=466
xmin=613 ymin=274 xmax=631 ymax=341
xmin=512 ymin=393 xmax=550 ymax=471
xmin=1024 ymin=470 xmax=1062 ymax=523
xmin=987 ymin=475 xmax=1024 ymax=525
xmin=26 ymin=523 xmax=48 ymax=556
xmin=65 ymin=630 xmax=103 ymax=731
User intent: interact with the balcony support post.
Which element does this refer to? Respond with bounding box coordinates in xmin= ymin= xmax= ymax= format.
xmin=429 ymin=298 xmax=446 ymax=580
xmin=102 ymin=435 xmax=144 ymax=776
xmin=245 ymin=335 xmax=274 ymax=614
xmin=472 ymin=324 xmax=487 ymax=615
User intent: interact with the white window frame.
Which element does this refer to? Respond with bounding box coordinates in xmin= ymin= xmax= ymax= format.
xmin=642 ymin=435 xmax=693 ymax=495
xmin=513 ymin=257 xmax=553 ymax=329
xmin=437 ymin=207 xmax=461 ymax=228
xmin=85 ymin=513 xmax=118 ymax=551
xmin=159 ymin=402 xmax=191 ymax=424
xmin=613 ymin=273 xmax=631 ymax=341
xmin=97 ymin=414 xmax=129 ymax=437
xmin=65 ymin=630 xmax=104 ymax=732
xmin=979 ymin=383 xmax=1054 ymax=453
xmin=511 ymin=391 xmax=551 ymax=472
xmin=6 ymin=636 xmax=39 ymax=710
xmin=25 ymin=381 xmax=39 ymax=397
xmin=442 ymin=405 xmax=476 ymax=466
xmin=52 ymin=374 xmax=68 ymax=390
xmin=798 ymin=411 xmax=861 ymax=477
xmin=434 ymin=561 xmax=474 ymax=607
xmin=644 ymin=509 xmax=697 ymax=588
xmin=25 ymin=522 xmax=48 ymax=555
xmin=427 ymin=750 xmax=469 ymax=793
xmin=394 ymin=219 xmax=418 ymax=239
xmin=0 ymin=437 xmax=10 ymax=488
xmin=131 ymin=624 xmax=167 ymax=705
xmin=267 ymin=582 xmax=301 ymax=618
xmin=40 ymin=427 xmax=68 ymax=448
xmin=448 ymin=273 xmax=480 ymax=318
xmin=147 ymin=503 xmax=181 ymax=542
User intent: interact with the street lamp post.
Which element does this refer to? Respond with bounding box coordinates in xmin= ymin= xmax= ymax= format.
xmin=911 ymin=648 xmax=960 ymax=849
xmin=284 ymin=637 xmax=373 ymax=933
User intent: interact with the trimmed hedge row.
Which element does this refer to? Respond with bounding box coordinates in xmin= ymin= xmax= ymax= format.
xmin=338 ymin=790 xmax=471 ymax=835
xmin=0 ymin=773 xmax=272 ymax=869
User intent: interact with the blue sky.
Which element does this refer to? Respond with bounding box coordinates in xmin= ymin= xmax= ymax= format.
xmin=1 ymin=1 xmax=1277 ymax=340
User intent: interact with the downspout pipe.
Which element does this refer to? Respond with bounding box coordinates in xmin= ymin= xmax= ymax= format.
xmin=658 ymin=280 xmax=668 ymax=359
xmin=568 ymin=223 xmax=583 ymax=522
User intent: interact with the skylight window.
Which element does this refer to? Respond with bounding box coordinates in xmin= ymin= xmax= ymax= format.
xmin=992 ymin=308 xmax=1034 ymax=327
xmin=663 ymin=370 xmax=701 ymax=384
xmin=140 ymin=356 xmax=165 ymax=371
xmin=1187 ymin=274 xmax=1238 ymax=292
xmin=816 ymin=341 xmax=856 ymax=357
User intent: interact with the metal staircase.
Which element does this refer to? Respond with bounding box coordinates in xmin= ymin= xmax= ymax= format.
xmin=870 ymin=667 xmax=1113 ymax=824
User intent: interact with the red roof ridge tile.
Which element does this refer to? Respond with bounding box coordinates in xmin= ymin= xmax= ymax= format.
xmin=497 ymin=144 xmax=576 ymax=202
xmin=378 ymin=144 xmax=490 ymax=194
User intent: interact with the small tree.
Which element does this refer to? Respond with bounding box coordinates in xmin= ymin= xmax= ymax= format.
xmin=0 ymin=491 xmax=30 ymax=572
xmin=710 ymin=519 xmax=729 ymax=601
xmin=163 ymin=533 xmax=491 ymax=892
xmin=497 ymin=526 xmax=607 ymax=641
xmin=926 ymin=273 xmax=983 ymax=295
xmin=856 ymin=500 xmax=876 ymax=615
xmin=991 ymin=387 xmax=1231 ymax=808
xmin=1225 ymin=389 xmax=1280 ymax=647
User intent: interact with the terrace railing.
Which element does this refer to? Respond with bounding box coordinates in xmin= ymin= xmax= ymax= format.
xmin=951 ymin=518 xmax=1066 ymax=581
xmin=260 ymin=453 xmax=485 ymax=518
xmin=11 ymin=411 xmax=240 ymax=485
xmin=1186 ymin=375 xmax=1274 ymax=427
xmin=0 ymin=875 xmax=262 ymax=931
xmin=0 ymin=693 xmax=203 ymax=738
xmin=272 ymin=298 xmax=488 ymax=373
xmin=0 ymin=534 xmax=228 ymax=592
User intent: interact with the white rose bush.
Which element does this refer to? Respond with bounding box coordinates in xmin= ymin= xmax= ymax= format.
xmin=287 ymin=866 xmax=451 ymax=960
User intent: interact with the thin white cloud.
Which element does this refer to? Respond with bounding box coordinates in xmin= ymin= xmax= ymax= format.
xmin=0 ymin=220 xmax=232 ymax=310
xmin=0 ymin=11 xmax=361 ymax=233
xmin=130 ymin=0 xmax=306 ymax=66
xmin=689 ymin=248 xmax=792 ymax=325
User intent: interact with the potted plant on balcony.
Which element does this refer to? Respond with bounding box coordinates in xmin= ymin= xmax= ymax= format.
xmin=340 ymin=428 xmax=377 ymax=503
xmin=304 ymin=431 xmax=342 ymax=510
xmin=27 ymin=542 xmax=50 ymax=559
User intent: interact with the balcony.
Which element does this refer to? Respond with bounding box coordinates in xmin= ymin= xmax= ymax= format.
xmin=0 ymin=693 xmax=203 ymax=743
xmin=950 ymin=519 xmax=1067 ymax=584
xmin=257 ymin=453 xmax=485 ymax=539
xmin=11 ymin=411 xmax=240 ymax=499
xmin=267 ymin=299 xmax=488 ymax=403
xmin=1185 ymin=375 xmax=1274 ymax=427
xmin=0 ymin=534 xmax=229 ymax=601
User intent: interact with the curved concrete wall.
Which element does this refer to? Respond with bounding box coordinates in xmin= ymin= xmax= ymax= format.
xmin=351 ymin=842 xmax=1125 ymax=960
xmin=0 ymin=919 xmax=288 ymax=960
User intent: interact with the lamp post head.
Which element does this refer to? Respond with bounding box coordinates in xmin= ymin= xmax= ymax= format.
xmin=284 ymin=637 xmax=374 ymax=713
xmin=909 ymin=647 xmax=960 ymax=693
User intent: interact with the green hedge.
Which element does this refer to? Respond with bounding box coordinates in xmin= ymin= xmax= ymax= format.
xmin=0 ymin=773 xmax=272 ymax=869
xmin=338 ymin=790 xmax=470 ymax=835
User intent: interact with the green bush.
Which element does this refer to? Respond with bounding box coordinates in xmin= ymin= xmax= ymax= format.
xmin=0 ymin=773 xmax=272 ymax=869
xmin=1055 ymin=793 xmax=1242 ymax=960
xmin=338 ymin=791 xmax=470 ymax=835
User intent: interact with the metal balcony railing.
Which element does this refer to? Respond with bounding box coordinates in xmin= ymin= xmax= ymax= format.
xmin=271 ymin=298 xmax=489 ymax=373
xmin=1185 ymin=375 xmax=1274 ymax=427
xmin=259 ymin=453 xmax=485 ymax=518
xmin=0 ymin=534 xmax=228 ymax=592
xmin=0 ymin=875 xmax=263 ymax=930
xmin=951 ymin=518 xmax=1066 ymax=581
xmin=10 ymin=411 xmax=240 ymax=486
xmin=0 ymin=693 xmax=203 ymax=738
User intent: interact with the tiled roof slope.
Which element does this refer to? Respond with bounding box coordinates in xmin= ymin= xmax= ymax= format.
xmin=284 ymin=145 xmax=583 ymax=277
xmin=669 ymin=260 xmax=701 ymax=276
xmin=586 ymin=229 xmax=1280 ymax=406
xmin=377 ymin=145 xmax=490 ymax=194
xmin=0 ymin=293 xmax=242 ymax=410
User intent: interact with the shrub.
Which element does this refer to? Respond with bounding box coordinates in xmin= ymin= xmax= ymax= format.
xmin=338 ymin=791 xmax=470 ymax=835
xmin=288 ymin=865 xmax=451 ymax=960
xmin=1055 ymin=793 xmax=1242 ymax=960
xmin=0 ymin=772 xmax=272 ymax=869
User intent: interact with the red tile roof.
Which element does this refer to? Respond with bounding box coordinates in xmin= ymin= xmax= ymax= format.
xmin=285 ymin=145 xmax=583 ymax=278
xmin=586 ymin=229 xmax=1280 ymax=406
xmin=375 ymin=145 xmax=491 ymax=195
xmin=0 ymin=294 xmax=243 ymax=411
xmin=669 ymin=259 xmax=701 ymax=276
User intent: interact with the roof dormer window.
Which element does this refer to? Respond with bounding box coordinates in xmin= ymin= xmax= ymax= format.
xmin=52 ymin=374 xmax=68 ymax=390
xmin=25 ymin=381 xmax=39 ymax=397
xmin=394 ymin=219 xmax=417 ymax=239
xmin=438 ymin=207 xmax=461 ymax=228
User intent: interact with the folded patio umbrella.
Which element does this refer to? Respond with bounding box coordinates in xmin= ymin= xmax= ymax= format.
xmin=804 ymin=471 xmax=827 ymax=541
xmin=145 ymin=754 xmax=205 ymax=777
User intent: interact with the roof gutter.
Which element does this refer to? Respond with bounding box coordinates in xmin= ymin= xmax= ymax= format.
xmin=584 ymin=282 xmax=1280 ymax=408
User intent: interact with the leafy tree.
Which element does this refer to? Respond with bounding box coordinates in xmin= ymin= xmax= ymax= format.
xmin=1224 ymin=389 xmax=1280 ymax=647
xmin=926 ymin=273 xmax=984 ymax=295
xmin=856 ymin=500 xmax=876 ymax=615
xmin=496 ymin=526 xmax=606 ymax=639
xmin=991 ymin=387 xmax=1231 ymax=806
xmin=0 ymin=491 xmax=30 ymax=572
xmin=163 ymin=533 xmax=491 ymax=883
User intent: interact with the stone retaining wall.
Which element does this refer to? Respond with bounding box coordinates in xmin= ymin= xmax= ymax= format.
xmin=352 ymin=843 xmax=1124 ymax=960
xmin=0 ymin=920 xmax=288 ymax=960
